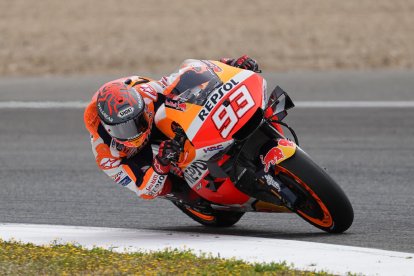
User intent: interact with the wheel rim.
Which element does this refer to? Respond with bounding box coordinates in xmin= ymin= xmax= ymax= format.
xmin=277 ymin=167 xmax=333 ymax=228
xmin=186 ymin=207 xmax=215 ymax=221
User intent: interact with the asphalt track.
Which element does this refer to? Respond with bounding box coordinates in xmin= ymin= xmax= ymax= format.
xmin=0 ymin=71 xmax=413 ymax=253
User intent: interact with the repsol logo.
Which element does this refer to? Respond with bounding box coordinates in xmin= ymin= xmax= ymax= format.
xmin=118 ymin=107 xmax=134 ymax=118
xmin=184 ymin=160 xmax=208 ymax=185
xmin=198 ymin=79 xmax=239 ymax=121
xmin=146 ymin=174 xmax=166 ymax=196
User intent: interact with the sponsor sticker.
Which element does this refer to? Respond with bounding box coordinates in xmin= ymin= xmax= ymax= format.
xmin=259 ymin=140 xmax=295 ymax=173
xmin=202 ymin=144 xmax=224 ymax=153
xmin=263 ymin=174 xmax=281 ymax=191
xmin=98 ymin=103 xmax=113 ymax=122
xmin=198 ymin=78 xmax=240 ymax=121
xmin=118 ymin=107 xmax=134 ymax=118
xmin=119 ymin=176 xmax=132 ymax=187
xmin=260 ymin=147 xmax=284 ymax=173
xmin=165 ymin=98 xmax=186 ymax=111
xmin=110 ymin=171 xmax=124 ymax=182
xmin=278 ymin=139 xmax=295 ymax=147
xmin=184 ymin=160 xmax=209 ymax=186
xmin=145 ymin=174 xmax=166 ymax=196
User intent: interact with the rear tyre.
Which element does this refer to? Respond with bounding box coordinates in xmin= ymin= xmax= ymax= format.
xmin=173 ymin=202 xmax=245 ymax=227
xmin=277 ymin=148 xmax=354 ymax=233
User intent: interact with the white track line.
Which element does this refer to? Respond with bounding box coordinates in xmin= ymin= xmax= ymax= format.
xmin=0 ymin=101 xmax=87 ymax=108
xmin=296 ymin=101 xmax=414 ymax=108
xmin=0 ymin=101 xmax=414 ymax=109
xmin=0 ymin=223 xmax=412 ymax=276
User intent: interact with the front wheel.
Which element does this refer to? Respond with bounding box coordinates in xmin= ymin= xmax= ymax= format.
xmin=276 ymin=148 xmax=354 ymax=233
xmin=173 ymin=202 xmax=245 ymax=227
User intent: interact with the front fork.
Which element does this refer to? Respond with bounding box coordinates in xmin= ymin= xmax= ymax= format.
xmin=256 ymin=138 xmax=299 ymax=209
xmin=234 ymin=137 xmax=299 ymax=209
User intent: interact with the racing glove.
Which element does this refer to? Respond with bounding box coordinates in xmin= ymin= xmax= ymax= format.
xmin=220 ymin=55 xmax=260 ymax=72
xmin=153 ymin=139 xmax=181 ymax=174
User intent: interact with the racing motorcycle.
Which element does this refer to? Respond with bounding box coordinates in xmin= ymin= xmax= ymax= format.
xmin=154 ymin=60 xmax=353 ymax=233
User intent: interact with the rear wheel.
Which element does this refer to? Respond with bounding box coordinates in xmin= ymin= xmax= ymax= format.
xmin=276 ymin=148 xmax=354 ymax=233
xmin=173 ymin=202 xmax=245 ymax=227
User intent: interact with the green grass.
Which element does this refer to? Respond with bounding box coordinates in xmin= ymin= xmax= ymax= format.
xmin=0 ymin=240 xmax=335 ymax=275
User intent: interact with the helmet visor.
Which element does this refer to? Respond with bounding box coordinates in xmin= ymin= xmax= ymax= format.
xmin=102 ymin=112 xmax=150 ymax=141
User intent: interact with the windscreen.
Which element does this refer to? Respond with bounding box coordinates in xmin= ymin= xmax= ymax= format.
xmin=169 ymin=61 xmax=222 ymax=106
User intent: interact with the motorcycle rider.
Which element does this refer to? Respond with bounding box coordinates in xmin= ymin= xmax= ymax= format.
xmin=84 ymin=55 xmax=260 ymax=200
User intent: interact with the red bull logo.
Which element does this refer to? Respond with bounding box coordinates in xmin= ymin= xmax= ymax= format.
xmin=260 ymin=147 xmax=284 ymax=173
xmin=278 ymin=139 xmax=294 ymax=147
xmin=165 ymin=98 xmax=187 ymax=111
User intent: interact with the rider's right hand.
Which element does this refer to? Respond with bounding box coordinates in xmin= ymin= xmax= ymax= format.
xmin=153 ymin=139 xmax=181 ymax=174
xmin=156 ymin=139 xmax=181 ymax=165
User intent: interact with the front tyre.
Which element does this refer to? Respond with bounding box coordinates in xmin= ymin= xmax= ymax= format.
xmin=277 ymin=148 xmax=354 ymax=233
xmin=173 ymin=202 xmax=245 ymax=227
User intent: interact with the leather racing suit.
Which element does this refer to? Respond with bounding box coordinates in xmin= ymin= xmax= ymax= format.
xmin=84 ymin=58 xmax=261 ymax=200
xmin=84 ymin=73 xmax=178 ymax=199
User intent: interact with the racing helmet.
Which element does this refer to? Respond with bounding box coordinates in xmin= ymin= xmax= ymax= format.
xmin=96 ymin=80 xmax=152 ymax=148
